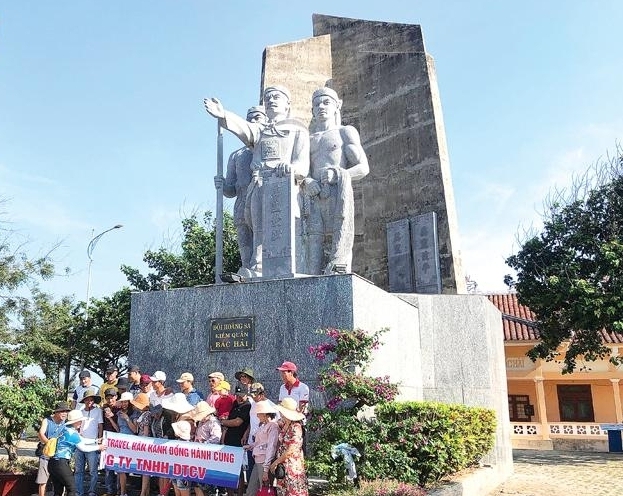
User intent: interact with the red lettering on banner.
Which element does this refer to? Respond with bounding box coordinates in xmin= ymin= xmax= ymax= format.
xmin=137 ymin=458 xmax=170 ymax=475
xmin=169 ymin=446 xmax=190 ymax=456
xmin=105 ymin=454 xmax=114 ymax=466
xmin=108 ymin=439 xmax=130 ymax=449
xmin=190 ymin=448 xmax=212 ymax=460
xmin=214 ymin=451 xmax=234 ymax=464
xmin=119 ymin=456 xmax=133 ymax=468
xmin=172 ymin=463 xmax=207 ymax=478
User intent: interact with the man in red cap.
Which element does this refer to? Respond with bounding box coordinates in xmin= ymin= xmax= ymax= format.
xmin=276 ymin=361 xmax=309 ymax=415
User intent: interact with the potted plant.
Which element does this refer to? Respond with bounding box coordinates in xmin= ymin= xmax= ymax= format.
xmin=0 ymin=347 xmax=59 ymax=496
xmin=0 ymin=458 xmax=38 ymax=496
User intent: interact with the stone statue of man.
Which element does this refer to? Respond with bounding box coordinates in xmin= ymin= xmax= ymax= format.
xmin=215 ymin=105 xmax=267 ymax=269
xmin=302 ymin=87 xmax=370 ymax=274
xmin=204 ymin=86 xmax=309 ymax=275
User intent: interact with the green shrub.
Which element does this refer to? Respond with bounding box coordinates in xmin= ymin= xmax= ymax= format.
xmin=307 ymin=401 xmax=496 ymax=487
xmin=305 ymin=328 xmax=496 ymax=489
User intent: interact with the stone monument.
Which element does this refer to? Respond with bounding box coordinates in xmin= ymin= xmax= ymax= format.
xmin=261 ymin=14 xmax=466 ymax=293
xmin=131 ymin=14 xmax=511 ymax=492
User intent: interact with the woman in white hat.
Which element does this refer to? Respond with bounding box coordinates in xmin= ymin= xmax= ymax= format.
xmin=270 ymin=397 xmax=308 ymax=496
xmin=190 ymin=401 xmax=221 ymax=496
xmin=243 ymin=401 xmax=280 ymax=496
xmin=47 ymin=409 xmax=105 ymax=496
xmin=162 ymin=393 xmax=196 ymax=496
xmin=191 ymin=400 xmax=221 ymax=444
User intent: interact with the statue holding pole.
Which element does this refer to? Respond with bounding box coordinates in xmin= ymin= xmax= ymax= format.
xmin=214 ymin=106 xmax=268 ymax=271
xmin=204 ymin=86 xmax=309 ymax=278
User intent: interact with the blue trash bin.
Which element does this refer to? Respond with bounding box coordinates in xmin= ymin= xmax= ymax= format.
xmin=607 ymin=429 xmax=623 ymax=452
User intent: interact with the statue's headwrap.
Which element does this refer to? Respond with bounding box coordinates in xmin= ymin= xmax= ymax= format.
xmin=246 ymin=105 xmax=266 ymax=121
xmin=311 ymin=86 xmax=342 ymax=128
xmin=263 ymin=85 xmax=291 ymax=103
xmin=312 ymin=87 xmax=341 ymax=106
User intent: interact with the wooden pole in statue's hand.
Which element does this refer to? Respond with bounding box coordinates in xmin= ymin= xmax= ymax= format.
xmin=215 ymin=122 xmax=224 ymax=284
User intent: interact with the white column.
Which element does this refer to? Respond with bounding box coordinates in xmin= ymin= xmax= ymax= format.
xmin=610 ymin=378 xmax=622 ymax=423
xmin=534 ymin=376 xmax=550 ymax=440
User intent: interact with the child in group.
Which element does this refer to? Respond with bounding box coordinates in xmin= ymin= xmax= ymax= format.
xmin=214 ymin=381 xmax=235 ymax=420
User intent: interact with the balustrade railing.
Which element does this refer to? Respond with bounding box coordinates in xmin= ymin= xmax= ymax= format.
xmin=512 ymin=422 xmax=607 ymax=438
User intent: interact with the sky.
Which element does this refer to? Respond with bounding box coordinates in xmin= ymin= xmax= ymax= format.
xmin=1 ymin=0 xmax=622 ymax=303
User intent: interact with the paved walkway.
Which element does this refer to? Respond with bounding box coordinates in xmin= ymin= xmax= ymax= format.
xmin=10 ymin=443 xmax=623 ymax=496
xmin=489 ymin=450 xmax=623 ymax=496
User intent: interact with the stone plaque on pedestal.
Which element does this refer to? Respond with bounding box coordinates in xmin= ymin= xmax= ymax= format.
xmin=410 ymin=212 xmax=442 ymax=294
xmin=262 ymin=171 xmax=297 ymax=279
xmin=387 ymin=218 xmax=414 ymax=293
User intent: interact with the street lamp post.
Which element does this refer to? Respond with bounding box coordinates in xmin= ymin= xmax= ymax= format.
xmin=84 ymin=224 xmax=123 ymax=321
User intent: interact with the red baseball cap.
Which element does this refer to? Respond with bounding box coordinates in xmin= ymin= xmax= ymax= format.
xmin=140 ymin=374 xmax=152 ymax=384
xmin=276 ymin=361 xmax=297 ymax=372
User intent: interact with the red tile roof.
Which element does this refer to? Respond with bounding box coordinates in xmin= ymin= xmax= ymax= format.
xmin=486 ymin=293 xmax=623 ymax=344
xmin=487 ymin=293 xmax=539 ymax=341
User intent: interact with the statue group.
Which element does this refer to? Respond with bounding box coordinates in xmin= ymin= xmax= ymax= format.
xmin=204 ymin=85 xmax=369 ymax=278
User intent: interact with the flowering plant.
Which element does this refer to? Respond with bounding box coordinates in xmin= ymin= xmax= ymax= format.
xmin=309 ymin=328 xmax=398 ymax=409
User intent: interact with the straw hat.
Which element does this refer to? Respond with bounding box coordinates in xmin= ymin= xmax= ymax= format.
xmin=65 ymin=409 xmax=88 ymax=425
xmin=189 ymin=401 xmax=216 ymax=422
xmin=162 ymin=392 xmax=194 ymax=414
xmin=275 ymin=397 xmax=305 ymax=421
xmin=255 ymin=400 xmax=277 ymax=415
xmin=131 ymin=392 xmax=150 ymax=411
xmin=80 ymin=388 xmax=102 ymax=404
xmin=172 ymin=421 xmax=192 ymax=441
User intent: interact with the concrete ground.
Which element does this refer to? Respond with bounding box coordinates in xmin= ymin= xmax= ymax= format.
xmin=488 ymin=449 xmax=623 ymax=496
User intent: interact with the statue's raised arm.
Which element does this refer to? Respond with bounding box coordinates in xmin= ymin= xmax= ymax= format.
xmin=204 ymin=86 xmax=309 ymax=277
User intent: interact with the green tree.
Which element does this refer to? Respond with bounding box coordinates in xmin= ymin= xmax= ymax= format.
xmin=0 ymin=217 xmax=55 ymax=337
xmin=0 ymin=347 xmax=60 ymax=461
xmin=506 ymin=147 xmax=623 ymax=373
xmin=13 ymin=289 xmax=77 ymax=390
xmin=75 ymin=288 xmax=131 ymax=378
xmin=121 ymin=210 xmax=240 ymax=290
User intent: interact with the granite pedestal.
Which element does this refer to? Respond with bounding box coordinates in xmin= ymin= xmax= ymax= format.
xmin=129 ymin=273 xmax=511 ymax=477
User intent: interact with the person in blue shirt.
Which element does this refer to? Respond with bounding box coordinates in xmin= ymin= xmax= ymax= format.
xmin=36 ymin=401 xmax=70 ymax=496
xmin=175 ymin=372 xmax=204 ymax=406
xmin=47 ymin=409 xmax=105 ymax=496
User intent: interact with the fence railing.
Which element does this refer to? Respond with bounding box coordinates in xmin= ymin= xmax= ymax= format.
xmin=512 ymin=422 xmax=607 ymax=438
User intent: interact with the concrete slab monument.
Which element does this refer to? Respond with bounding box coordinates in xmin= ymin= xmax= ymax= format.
xmin=261 ymin=14 xmax=466 ymax=293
